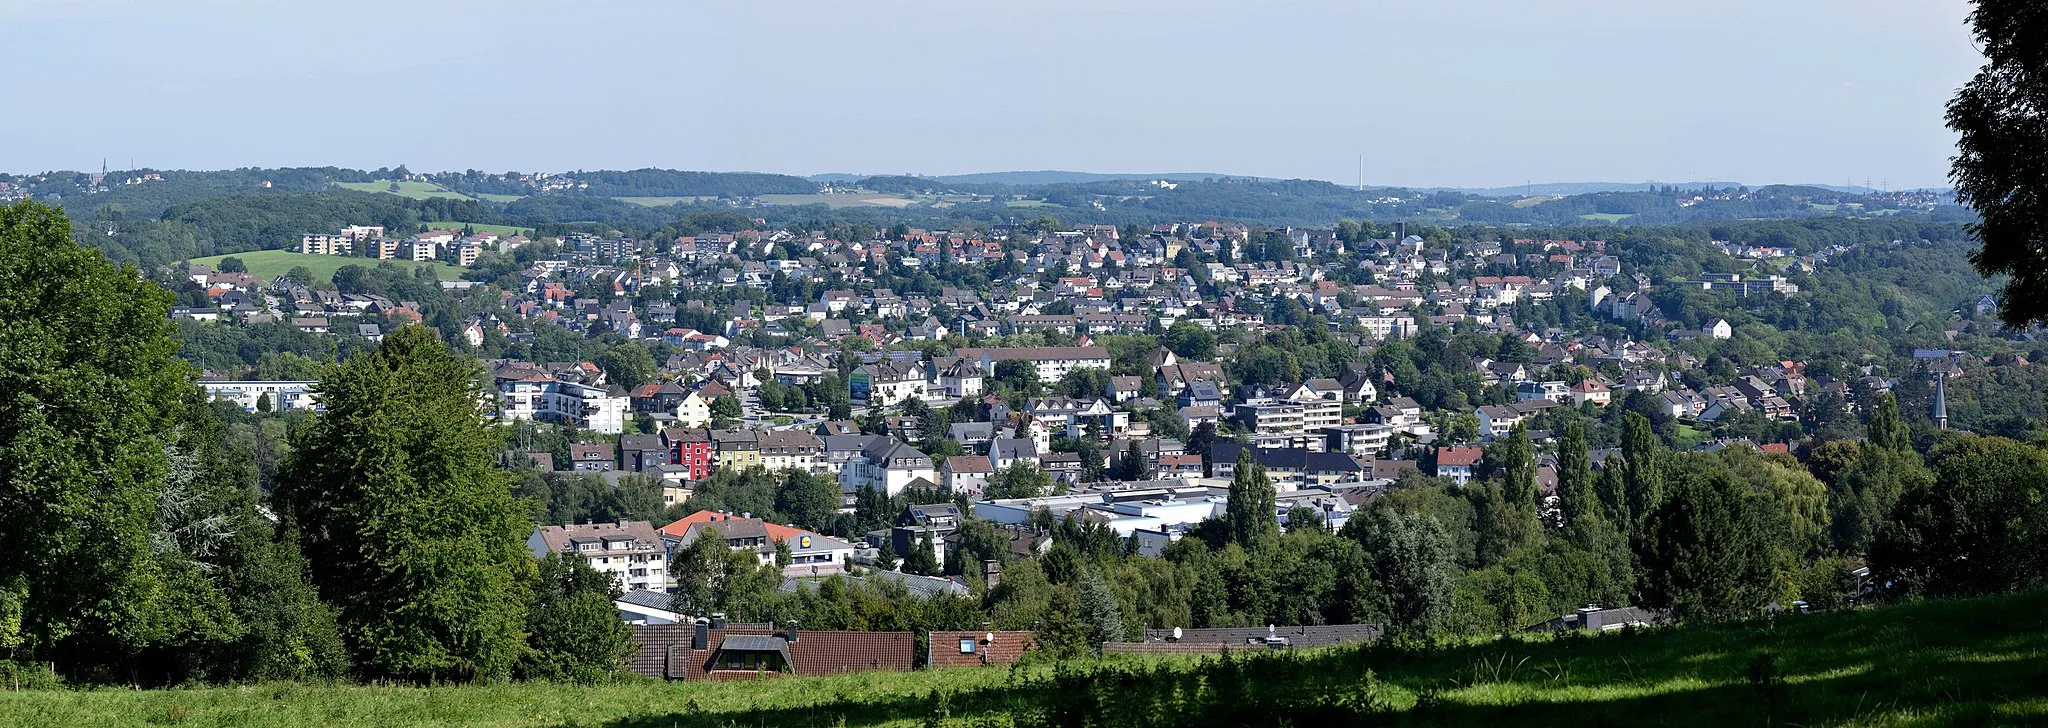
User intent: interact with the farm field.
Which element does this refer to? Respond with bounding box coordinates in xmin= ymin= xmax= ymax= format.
xmin=192 ymin=250 xmax=465 ymax=286
xmin=756 ymin=192 xmax=918 ymax=208
xmin=2 ymin=590 xmax=2042 ymax=727
xmin=422 ymin=221 xmax=534 ymax=236
xmin=334 ymin=181 xmax=476 ymax=201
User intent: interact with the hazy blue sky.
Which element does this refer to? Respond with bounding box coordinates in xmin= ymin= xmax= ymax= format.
xmin=0 ymin=0 xmax=1981 ymax=188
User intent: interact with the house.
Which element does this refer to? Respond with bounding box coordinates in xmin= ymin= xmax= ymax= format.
xmin=620 ymin=434 xmax=669 ymax=472
xmin=1475 ymin=405 xmax=1527 ymax=440
xmin=1524 ymin=606 xmax=1661 ymax=633
xmin=931 ymin=357 xmax=984 ymax=399
xmin=845 ymin=436 xmax=938 ymax=497
xmin=667 ymin=428 xmax=713 ymax=481
xmin=528 ymin=521 xmax=670 ymax=593
xmin=1209 ymin=443 xmax=1369 ymax=490
xmin=1516 ymin=380 xmax=1571 ymax=404
xmin=570 ymin=443 xmax=616 ymax=472
xmin=850 ymin=360 xmax=928 ymax=407
xmin=675 ymin=391 xmax=713 ymax=428
xmin=660 ymin=511 xmax=855 ymax=577
xmin=758 ymin=430 xmax=825 ymax=474
xmin=987 ymin=438 xmax=1039 ymax=470
xmin=926 ymin=630 xmax=1039 ymax=669
xmin=1569 ymin=379 xmax=1612 ymax=407
xmin=1433 ymin=445 xmax=1484 ymax=484
xmin=626 ymin=623 xmax=916 ymax=680
xmin=1106 ymin=375 xmax=1145 ymax=403
xmin=1708 ymin=319 xmax=1733 ymax=340
xmin=1176 ymin=381 xmax=1224 ymax=409
xmin=942 ymin=456 xmax=994 ymax=496
xmin=710 ymin=429 xmax=762 ymax=471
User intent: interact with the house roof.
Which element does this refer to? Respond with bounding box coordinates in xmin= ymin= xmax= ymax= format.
xmin=945 ymin=456 xmax=994 ymax=473
xmin=626 ymin=626 xmax=916 ymax=680
xmin=1436 ymin=446 xmax=1484 ymax=467
xmin=532 ymin=521 xmax=661 ymax=553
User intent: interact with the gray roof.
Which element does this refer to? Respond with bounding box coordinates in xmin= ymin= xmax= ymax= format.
xmin=720 ymin=634 xmax=790 ymax=652
xmin=616 ymin=589 xmax=675 ymax=611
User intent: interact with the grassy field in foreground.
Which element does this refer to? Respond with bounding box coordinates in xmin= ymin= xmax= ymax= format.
xmin=334 ymin=181 xmax=476 ymax=201
xmin=192 ymin=250 xmax=464 ymax=286
xmin=2 ymin=591 xmax=2044 ymax=727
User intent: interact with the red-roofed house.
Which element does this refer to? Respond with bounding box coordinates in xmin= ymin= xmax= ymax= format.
xmin=1433 ymin=445 xmax=1485 ymax=485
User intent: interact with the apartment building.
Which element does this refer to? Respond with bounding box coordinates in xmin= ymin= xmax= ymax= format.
xmin=528 ymin=521 xmax=671 ymax=593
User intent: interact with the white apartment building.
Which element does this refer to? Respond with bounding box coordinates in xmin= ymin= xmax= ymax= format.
xmin=528 ymin=521 xmax=671 ymax=593
xmin=957 ymin=346 xmax=1111 ymax=382
xmin=199 ymin=380 xmax=320 ymax=412
xmin=498 ymin=377 xmax=629 ymax=434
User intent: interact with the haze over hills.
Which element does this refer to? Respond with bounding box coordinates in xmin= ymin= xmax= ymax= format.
xmin=807 ymin=171 xmax=1925 ymax=197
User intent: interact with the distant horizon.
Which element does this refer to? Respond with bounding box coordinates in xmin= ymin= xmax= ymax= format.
xmin=0 ymin=1 xmax=1978 ymax=190
xmin=1 ymin=164 xmax=1950 ymax=195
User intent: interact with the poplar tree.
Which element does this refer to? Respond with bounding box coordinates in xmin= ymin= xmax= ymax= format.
xmin=1225 ymin=450 xmax=1278 ymax=549
xmin=1619 ymin=412 xmax=1664 ymax=537
xmin=1555 ymin=421 xmax=1598 ymax=534
xmin=277 ymin=326 xmax=533 ymax=682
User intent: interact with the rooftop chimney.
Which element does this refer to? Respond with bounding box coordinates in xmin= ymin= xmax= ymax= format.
xmin=692 ymin=618 xmax=709 ymax=650
xmin=1578 ymin=605 xmax=1602 ymax=631
xmin=786 ymin=622 xmax=799 ymax=643
xmin=711 ymin=613 xmax=727 ymax=629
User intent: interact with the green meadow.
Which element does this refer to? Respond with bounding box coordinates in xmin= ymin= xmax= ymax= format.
xmin=2 ymin=590 xmax=2043 ymax=727
xmin=191 ymin=250 xmax=464 ymax=286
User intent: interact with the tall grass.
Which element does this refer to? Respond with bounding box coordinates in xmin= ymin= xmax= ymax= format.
xmin=3 ymin=590 xmax=2044 ymax=727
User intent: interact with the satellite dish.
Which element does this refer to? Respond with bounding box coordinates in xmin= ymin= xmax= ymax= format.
xmin=1172 ymin=627 xmax=1183 ymax=640
xmin=986 ymin=632 xmax=996 ymax=643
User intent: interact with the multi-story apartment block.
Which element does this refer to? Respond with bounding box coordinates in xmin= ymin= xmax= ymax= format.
xmin=497 ymin=374 xmax=629 ymax=434
xmin=758 ymin=430 xmax=825 ymax=474
xmin=299 ymin=233 xmax=353 ymax=256
xmin=955 ymin=346 xmax=1112 ymax=382
xmin=198 ymin=380 xmax=320 ymax=412
xmin=528 ymin=521 xmax=671 ymax=593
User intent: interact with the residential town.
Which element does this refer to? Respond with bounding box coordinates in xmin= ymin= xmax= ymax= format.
xmin=162 ymin=211 xmax=1981 ymax=682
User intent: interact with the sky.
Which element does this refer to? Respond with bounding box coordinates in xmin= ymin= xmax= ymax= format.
xmin=0 ymin=0 xmax=1984 ymax=189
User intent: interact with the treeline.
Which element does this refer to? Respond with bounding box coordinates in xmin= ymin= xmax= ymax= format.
xmin=73 ymin=192 xmax=502 ymax=272
xmin=2 ymin=201 xmax=634 ymax=685
xmin=436 ymin=169 xmax=819 ymax=198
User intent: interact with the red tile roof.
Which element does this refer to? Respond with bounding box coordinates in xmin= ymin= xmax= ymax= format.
xmin=627 ymin=626 xmax=915 ymax=680
xmin=1436 ymin=445 xmax=1484 ymax=467
xmin=926 ymin=631 xmax=1038 ymax=669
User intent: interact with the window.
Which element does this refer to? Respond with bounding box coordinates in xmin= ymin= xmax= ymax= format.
xmin=959 ymin=638 xmax=977 ymax=654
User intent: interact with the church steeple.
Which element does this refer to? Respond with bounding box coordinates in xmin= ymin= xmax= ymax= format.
xmin=1933 ymin=370 xmax=1949 ymax=430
